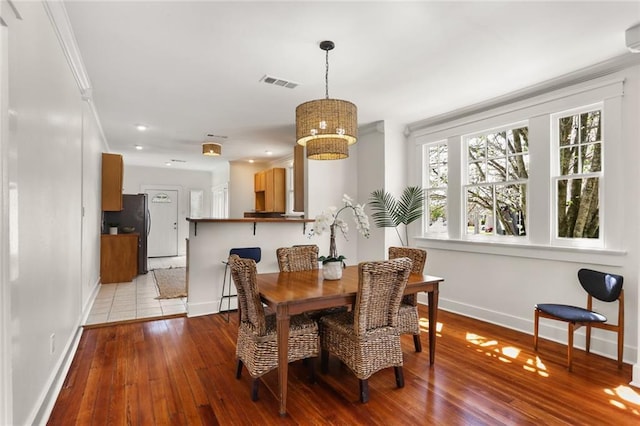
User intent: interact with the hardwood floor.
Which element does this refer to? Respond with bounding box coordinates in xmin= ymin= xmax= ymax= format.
xmin=48 ymin=307 xmax=638 ymax=425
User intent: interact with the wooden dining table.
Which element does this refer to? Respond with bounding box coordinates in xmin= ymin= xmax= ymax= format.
xmin=256 ymin=264 xmax=444 ymax=416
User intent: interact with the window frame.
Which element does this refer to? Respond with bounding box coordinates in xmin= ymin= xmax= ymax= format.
xmin=462 ymin=121 xmax=530 ymax=241
xmin=422 ymin=140 xmax=448 ymax=235
xmin=550 ymin=103 xmax=604 ymax=248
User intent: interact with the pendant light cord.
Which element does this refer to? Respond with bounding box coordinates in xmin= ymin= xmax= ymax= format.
xmin=325 ymin=47 xmax=329 ymax=99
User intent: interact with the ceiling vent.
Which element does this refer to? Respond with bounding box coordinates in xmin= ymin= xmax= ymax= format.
xmin=260 ymin=74 xmax=299 ymax=89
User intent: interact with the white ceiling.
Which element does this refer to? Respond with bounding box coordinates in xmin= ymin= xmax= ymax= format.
xmin=63 ymin=1 xmax=640 ymax=171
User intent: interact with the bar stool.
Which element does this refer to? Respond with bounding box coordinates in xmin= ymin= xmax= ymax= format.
xmin=219 ymin=247 xmax=261 ymax=322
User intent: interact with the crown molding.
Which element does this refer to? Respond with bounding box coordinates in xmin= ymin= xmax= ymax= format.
xmin=407 ymin=53 xmax=640 ymax=134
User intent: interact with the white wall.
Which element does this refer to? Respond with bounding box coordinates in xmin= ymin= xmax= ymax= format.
xmin=0 ymin=2 xmax=105 ymax=424
xmin=123 ymin=165 xmax=213 ymax=256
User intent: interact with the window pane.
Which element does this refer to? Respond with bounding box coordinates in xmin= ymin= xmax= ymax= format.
xmin=495 ymin=184 xmax=527 ymax=236
xmin=467 ymin=186 xmax=494 ymax=235
xmin=487 ymin=132 xmax=505 ymax=158
xmin=557 ymin=177 xmax=599 ymax=239
xmin=581 ymin=142 xmax=601 ymax=173
xmin=427 ymin=190 xmax=447 ymax=233
xmin=511 ymin=127 xmax=529 ymax=153
xmin=487 ymin=158 xmax=506 ymax=182
xmin=468 ymin=161 xmax=485 ymax=184
xmin=580 ymin=110 xmax=601 ymax=143
xmin=468 ymin=137 xmax=485 ymax=160
xmin=508 ymin=154 xmax=529 ymax=181
xmin=559 ymin=146 xmax=579 ymax=175
xmin=559 ymin=115 xmax=578 ymax=147
xmin=439 ymin=144 xmax=448 ymax=163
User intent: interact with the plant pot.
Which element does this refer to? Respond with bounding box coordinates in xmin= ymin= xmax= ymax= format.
xmin=322 ymin=261 xmax=343 ymax=280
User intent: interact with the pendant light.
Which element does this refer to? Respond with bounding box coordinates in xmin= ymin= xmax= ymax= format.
xmin=202 ymin=142 xmax=222 ymax=156
xmin=296 ymin=40 xmax=357 ymax=160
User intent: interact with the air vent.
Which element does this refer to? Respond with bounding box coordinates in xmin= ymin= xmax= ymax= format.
xmin=260 ymin=74 xmax=299 ymax=89
xmin=170 ymin=159 xmax=186 ymax=163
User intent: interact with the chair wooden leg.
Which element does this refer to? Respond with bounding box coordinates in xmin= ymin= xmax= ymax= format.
xmin=395 ymin=366 xmax=404 ymax=388
xmin=359 ymin=379 xmax=369 ymax=403
xmin=321 ymin=349 xmax=329 ymax=374
xmin=585 ymin=323 xmax=592 ymax=354
xmin=251 ymin=378 xmax=259 ymax=401
xmin=413 ymin=334 xmax=422 ymax=353
xmin=533 ymin=309 xmax=539 ymax=351
xmin=567 ymin=323 xmax=574 ymax=372
xmin=617 ymin=328 xmax=624 ymax=369
xmin=236 ymin=360 xmax=243 ymax=379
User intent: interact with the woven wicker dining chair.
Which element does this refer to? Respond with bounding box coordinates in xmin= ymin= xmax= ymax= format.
xmin=320 ymin=258 xmax=412 ymax=403
xmin=389 ymin=246 xmax=427 ymax=352
xmin=228 ymin=254 xmax=319 ymax=401
xmin=276 ymin=245 xmax=349 ymax=320
xmin=276 ymin=245 xmax=319 ymax=272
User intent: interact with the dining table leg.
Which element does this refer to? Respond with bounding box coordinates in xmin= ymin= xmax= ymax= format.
xmin=276 ymin=305 xmax=290 ymax=416
xmin=428 ymin=284 xmax=439 ymax=365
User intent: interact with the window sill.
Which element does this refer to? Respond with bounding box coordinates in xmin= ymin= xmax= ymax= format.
xmin=414 ymin=236 xmax=626 ymax=267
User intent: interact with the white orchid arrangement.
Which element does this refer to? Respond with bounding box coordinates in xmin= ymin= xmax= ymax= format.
xmin=309 ymin=194 xmax=370 ymax=264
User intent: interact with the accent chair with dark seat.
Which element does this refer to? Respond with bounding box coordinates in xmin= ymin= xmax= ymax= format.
xmin=228 ymin=254 xmax=319 ymax=401
xmin=320 ymin=258 xmax=412 ymax=403
xmin=388 ymin=246 xmax=427 ymax=352
xmin=534 ymin=268 xmax=624 ymax=371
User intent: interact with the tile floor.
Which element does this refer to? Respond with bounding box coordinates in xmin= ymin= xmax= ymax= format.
xmin=85 ymin=256 xmax=187 ymax=326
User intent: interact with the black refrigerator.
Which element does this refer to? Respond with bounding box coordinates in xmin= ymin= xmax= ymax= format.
xmin=103 ymin=193 xmax=149 ymax=274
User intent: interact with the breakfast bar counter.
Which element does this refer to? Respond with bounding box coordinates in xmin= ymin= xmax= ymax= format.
xmin=185 ymin=217 xmax=315 ymax=317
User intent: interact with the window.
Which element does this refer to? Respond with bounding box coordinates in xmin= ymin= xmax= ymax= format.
xmin=464 ymin=124 xmax=529 ymax=237
xmin=423 ymin=141 xmax=448 ymax=234
xmin=553 ymin=107 xmax=602 ymax=241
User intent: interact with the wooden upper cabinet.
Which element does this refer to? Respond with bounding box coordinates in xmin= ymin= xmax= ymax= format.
xmin=254 ymin=167 xmax=285 ymax=213
xmin=102 ymin=153 xmax=123 ymax=211
xmin=254 ymin=171 xmax=266 ymax=192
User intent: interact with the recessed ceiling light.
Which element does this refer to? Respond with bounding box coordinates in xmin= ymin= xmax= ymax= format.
xmin=135 ymin=145 xmax=143 ymax=150
xmin=248 ymin=159 xmax=254 ymax=163
xmin=265 ymin=150 xmax=273 ymax=156
xmin=136 ymin=124 xmax=148 ymax=131
xmin=165 ymin=162 xmax=171 ymax=166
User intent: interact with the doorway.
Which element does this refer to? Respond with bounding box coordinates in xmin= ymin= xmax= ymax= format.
xmin=147 ymin=189 xmax=178 ymax=257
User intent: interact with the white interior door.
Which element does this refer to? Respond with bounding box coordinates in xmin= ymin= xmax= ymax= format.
xmin=147 ymin=189 xmax=178 ymax=257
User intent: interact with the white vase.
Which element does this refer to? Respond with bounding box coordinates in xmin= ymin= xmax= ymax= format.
xmin=323 ymin=261 xmax=343 ymax=280
xmin=109 ymin=227 xmax=118 ymax=235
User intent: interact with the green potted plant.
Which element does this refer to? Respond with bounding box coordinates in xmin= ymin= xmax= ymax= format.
xmin=369 ymin=186 xmax=425 ymax=247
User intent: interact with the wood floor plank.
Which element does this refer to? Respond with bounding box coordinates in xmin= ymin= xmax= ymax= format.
xmin=47 ymin=308 xmax=639 ymax=425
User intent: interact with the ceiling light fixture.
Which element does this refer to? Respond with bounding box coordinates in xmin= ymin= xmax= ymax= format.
xmin=135 ymin=145 xmax=143 ymax=150
xmin=202 ymin=142 xmax=222 ymax=156
xmin=296 ymin=40 xmax=357 ymax=160
xmin=136 ymin=124 xmax=148 ymax=131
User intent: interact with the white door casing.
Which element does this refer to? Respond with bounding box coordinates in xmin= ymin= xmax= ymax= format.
xmin=147 ymin=189 xmax=178 ymax=257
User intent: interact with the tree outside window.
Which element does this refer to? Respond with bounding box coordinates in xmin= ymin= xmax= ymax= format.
xmin=465 ymin=126 xmax=529 ymax=236
xmin=556 ymin=109 xmax=601 ymax=239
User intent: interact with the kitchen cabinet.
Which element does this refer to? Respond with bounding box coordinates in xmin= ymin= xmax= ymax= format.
xmin=102 ymin=153 xmax=123 ymax=211
xmin=254 ymin=167 xmax=285 ymax=213
xmin=101 ymin=234 xmax=138 ymax=284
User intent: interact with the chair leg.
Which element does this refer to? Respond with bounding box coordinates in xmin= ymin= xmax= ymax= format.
xmin=567 ymin=323 xmax=574 ymax=372
xmin=617 ymin=327 xmax=624 ymax=369
xmin=533 ymin=309 xmax=539 ymax=351
xmin=251 ymin=378 xmax=259 ymax=401
xmin=394 ymin=366 xmax=404 ymax=388
xmin=236 ymin=360 xmax=243 ymax=379
xmin=321 ymin=349 xmax=329 ymax=374
xmin=585 ymin=323 xmax=592 ymax=354
xmin=359 ymin=379 xmax=369 ymax=403
xmin=413 ymin=334 xmax=422 ymax=353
